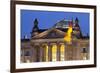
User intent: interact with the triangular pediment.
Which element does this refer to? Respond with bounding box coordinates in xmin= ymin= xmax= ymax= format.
xmin=32 ymin=28 xmax=66 ymax=39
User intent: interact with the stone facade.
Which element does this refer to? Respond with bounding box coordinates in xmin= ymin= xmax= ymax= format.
xmin=21 ymin=18 xmax=89 ymax=63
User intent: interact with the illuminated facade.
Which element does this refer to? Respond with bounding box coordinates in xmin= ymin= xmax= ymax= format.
xmin=21 ymin=18 xmax=89 ymax=63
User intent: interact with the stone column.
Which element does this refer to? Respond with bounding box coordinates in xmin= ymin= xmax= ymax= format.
xmin=57 ymin=43 xmax=60 ymax=61
xmin=41 ymin=43 xmax=49 ymax=62
xmin=48 ymin=43 xmax=51 ymax=61
xmin=41 ymin=44 xmax=45 ymax=62
xmin=33 ymin=44 xmax=40 ymax=62
xmin=45 ymin=44 xmax=49 ymax=62
xmin=49 ymin=44 xmax=52 ymax=61
xmin=39 ymin=44 xmax=43 ymax=62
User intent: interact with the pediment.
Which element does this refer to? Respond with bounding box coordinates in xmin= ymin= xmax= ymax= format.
xmin=32 ymin=28 xmax=66 ymax=39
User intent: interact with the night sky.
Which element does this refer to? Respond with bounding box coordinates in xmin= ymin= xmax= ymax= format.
xmin=21 ymin=10 xmax=90 ymax=39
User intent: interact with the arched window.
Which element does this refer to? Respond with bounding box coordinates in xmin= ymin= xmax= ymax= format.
xmin=81 ymin=47 xmax=88 ymax=60
xmin=60 ymin=44 xmax=65 ymax=61
xmin=52 ymin=44 xmax=57 ymax=61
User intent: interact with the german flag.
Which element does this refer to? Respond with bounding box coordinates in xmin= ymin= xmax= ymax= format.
xmin=64 ymin=21 xmax=73 ymax=43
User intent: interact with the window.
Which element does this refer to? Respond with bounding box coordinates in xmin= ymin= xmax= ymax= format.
xmin=81 ymin=48 xmax=88 ymax=60
xmin=52 ymin=44 xmax=57 ymax=61
xmin=81 ymin=48 xmax=87 ymax=53
xmin=60 ymin=44 xmax=65 ymax=61
xmin=24 ymin=50 xmax=31 ymax=56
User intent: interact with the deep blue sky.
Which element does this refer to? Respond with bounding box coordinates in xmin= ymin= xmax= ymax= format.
xmin=21 ymin=10 xmax=89 ymax=39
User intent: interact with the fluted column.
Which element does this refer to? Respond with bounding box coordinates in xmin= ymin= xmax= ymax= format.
xmin=57 ymin=44 xmax=60 ymax=61
xmin=48 ymin=44 xmax=52 ymax=61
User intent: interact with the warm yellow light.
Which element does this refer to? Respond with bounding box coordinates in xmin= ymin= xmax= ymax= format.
xmin=26 ymin=59 xmax=30 ymax=63
xmin=45 ymin=45 xmax=49 ymax=62
xmin=52 ymin=44 xmax=57 ymax=61
xmin=81 ymin=53 xmax=87 ymax=60
xmin=64 ymin=27 xmax=72 ymax=43
xmin=60 ymin=44 xmax=65 ymax=61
